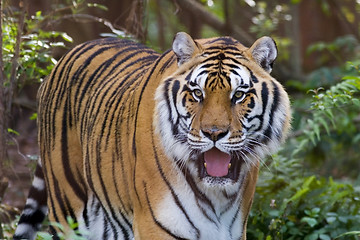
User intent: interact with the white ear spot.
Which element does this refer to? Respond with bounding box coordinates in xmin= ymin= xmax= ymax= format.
xmin=249 ymin=36 xmax=277 ymax=73
xmin=172 ymin=32 xmax=198 ymax=66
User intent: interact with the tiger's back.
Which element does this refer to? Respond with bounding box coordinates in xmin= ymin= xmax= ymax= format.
xmin=14 ymin=33 xmax=291 ymax=240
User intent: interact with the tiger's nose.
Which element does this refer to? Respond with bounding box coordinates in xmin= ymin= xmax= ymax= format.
xmin=201 ymin=127 xmax=229 ymax=142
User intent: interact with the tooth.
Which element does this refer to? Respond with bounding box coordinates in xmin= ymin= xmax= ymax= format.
xmin=228 ymin=163 xmax=232 ymax=169
xmin=204 ymin=162 xmax=207 ymax=168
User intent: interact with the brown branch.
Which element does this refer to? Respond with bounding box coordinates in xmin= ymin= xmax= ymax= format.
xmin=175 ymin=0 xmax=254 ymax=46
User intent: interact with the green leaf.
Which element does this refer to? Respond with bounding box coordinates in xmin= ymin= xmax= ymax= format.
xmin=310 ymin=207 xmax=320 ymax=216
xmin=37 ymin=232 xmax=53 ymax=240
xmin=303 ymin=176 xmax=316 ymax=189
xmin=301 ymin=217 xmax=317 ymax=227
xmin=29 ymin=113 xmax=37 ymax=120
xmin=49 ymin=221 xmax=64 ymax=231
xmin=326 ymin=216 xmax=337 ymax=224
xmin=336 ymin=231 xmax=360 ymax=238
xmin=60 ymin=32 xmax=73 ymax=42
xmin=319 ymin=234 xmax=331 ymax=240
xmin=7 ymin=128 xmax=20 ymax=136
xmin=265 ymin=235 xmax=272 ymax=240
xmin=352 ymin=98 xmax=360 ymax=106
xmin=287 ymin=187 xmax=310 ymax=203
xmin=305 ymin=233 xmax=319 ymax=240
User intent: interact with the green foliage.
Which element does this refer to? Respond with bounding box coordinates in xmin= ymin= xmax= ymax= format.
xmin=248 ymin=154 xmax=360 ymax=240
xmin=36 ymin=217 xmax=89 ymax=240
xmin=248 ymin=60 xmax=360 ymax=239
xmin=291 ymin=62 xmax=360 ymax=177
xmin=295 ymin=67 xmax=360 ymax=151
xmin=2 ymin=11 xmax=71 ymax=86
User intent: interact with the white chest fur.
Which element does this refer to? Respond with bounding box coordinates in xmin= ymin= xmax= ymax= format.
xmin=155 ymin=179 xmax=245 ymax=240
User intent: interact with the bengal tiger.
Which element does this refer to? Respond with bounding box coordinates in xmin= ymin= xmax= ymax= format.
xmin=14 ymin=32 xmax=291 ymax=240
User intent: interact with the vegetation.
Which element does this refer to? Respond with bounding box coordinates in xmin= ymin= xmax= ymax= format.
xmin=1 ymin=0 xmax=359 ymax=239
xmin=248 ymin=65 xmax=360 ymax=239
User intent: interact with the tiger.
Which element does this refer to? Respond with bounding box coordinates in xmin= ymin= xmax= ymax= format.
xmin=14 ymin=32 xmax=291 ymax=240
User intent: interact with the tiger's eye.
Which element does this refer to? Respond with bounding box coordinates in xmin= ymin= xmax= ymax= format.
xmin=234 ymin=91 xmax=244 ymax=99
xmin=193 ymin=89 xmax=203 ymax=98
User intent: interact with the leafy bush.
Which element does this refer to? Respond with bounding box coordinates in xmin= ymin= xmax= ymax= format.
xmin=248 ymin=62 xmax=360 ymax=239
xmin=292 ymin=62 xmax=360 ymax=178
xmin=248 ymin=155 xmax=360 ymax=240
xmin=36 ymin=217 xmax=89 ymax=240
xmin=2 ymin=11 xmax=72 ymax=88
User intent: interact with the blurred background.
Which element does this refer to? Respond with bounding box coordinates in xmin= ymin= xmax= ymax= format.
xmin=1 ymin=0 xmax=360 ymax=239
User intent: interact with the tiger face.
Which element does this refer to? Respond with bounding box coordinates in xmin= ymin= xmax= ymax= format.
xmin=155 ymin=32 xmax=290 ymax=187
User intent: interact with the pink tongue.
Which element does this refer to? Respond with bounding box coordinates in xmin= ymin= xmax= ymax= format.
xmin=204 ymin=148 xmax=231 ymax=177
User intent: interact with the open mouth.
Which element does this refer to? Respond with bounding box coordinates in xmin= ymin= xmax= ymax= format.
xmin=198 ymin=147 xmax=243 ymax=181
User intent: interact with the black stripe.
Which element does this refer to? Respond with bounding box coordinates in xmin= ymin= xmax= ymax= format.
xmin=175 ymin=162 xmax=217 ymax=220
xmin=185 ymin=68 xmax=195 ymax=81
xmin=74 ymin=44 xmax=128 ymax=115
xmin=263 ymin=81 xmax=280 ymax=143
xmin=17 ymin=208 xmax=46 ymax=229
xmin=63 ymin=195 xmax=78 ymax=230
xmin=167 ymin=79 xmax=180 ymax=136
xmin=84 ymin=142 xmax=124 ymax=240
xmin=143 ymin=182 xmax=191 ymax=240
xmin=50 ymin=168 xmax=66 ymax=223
xmin=61 ymin=100 xmax=87 ymax=202
xmin=101 ymin=56 xmax=157 ymax=147
xmin=249 ymin=69 xmax=259 ymax=83
xmin=243 ymin=81 xmax=269 ymax=133
xmin=204 ymin=37 xmax=238 ymax=46
xmin=150 ymin=128 xmax=200 ymax=238
xmin=27 ymin=164 xmax=47 ymax=206
xmin=95 ymin=139 xmax=127 ymax=239
xmin=247 ymin=96 xmax=255 ymax=109
xmin=224 ymin=63 xmax=241 ymax=70
xmin=229 ymin=206 xmax=241 ymax=239
xmin=40 ymin=150 xmax=59 ymax=225
xmin=82 ymin=201 xmax=89 ymax=229
xmin=102 ymin=217 xmax=109 ymax=239
xmin=49 ymin=225 xmax=60 ymax=240
xmin=76 ymin=45 xmax=156 ymax=117
xmin=51 ymin=40 xmax=105 ymax=146
xmin=84 ymin=164 xmax=122 ymax=240
xmin=132 ymin=50 xmax=173 ymax=204
xmin=261 ymin=82 xmax=269 ymax=117
xmin=159 ymin=50 xmax=175 ymax=73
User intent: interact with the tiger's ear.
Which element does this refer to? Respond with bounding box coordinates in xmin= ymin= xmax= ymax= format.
xmin=249 ymin=36 xmax=277 ymax=73
xmin=172 ymin=32 xmax=201 ymax=66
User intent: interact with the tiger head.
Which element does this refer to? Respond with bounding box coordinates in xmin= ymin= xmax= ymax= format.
xmin=155 ymin=32 xmax=291 ymax=187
